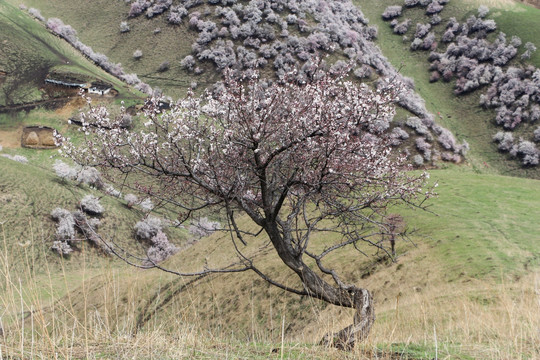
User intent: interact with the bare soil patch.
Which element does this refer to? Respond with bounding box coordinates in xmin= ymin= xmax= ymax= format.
xmin=0 ymin=128 xmax=21 ymax=149
xmin=55 ymin=97 xmax=86 ymax=119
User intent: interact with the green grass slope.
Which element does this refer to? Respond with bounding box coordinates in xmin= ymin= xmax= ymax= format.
xmin=0 ymin=154 xmax=188 ymax=276
xmin=0 ymin=1 xmax=539 ymax=358
xmin=0 ymin=1 xmax=138 ymax=108
xmin=11 ymin=0 xmax=540 ymax=178
xmin=21 ymin=166 xmax=537 ymax=359
xmin=9 ymin=0 xmax=203 ymax=99
xmin=355 ymin=0 xmax=540 ymax=179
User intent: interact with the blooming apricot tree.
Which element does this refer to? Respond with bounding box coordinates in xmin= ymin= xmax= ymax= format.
xmin=60 ymin=70 xmax=432 ymax=348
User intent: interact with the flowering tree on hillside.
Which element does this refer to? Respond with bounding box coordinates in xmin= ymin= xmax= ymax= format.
xmin=59 ymin=69 xmax=433 ymax=349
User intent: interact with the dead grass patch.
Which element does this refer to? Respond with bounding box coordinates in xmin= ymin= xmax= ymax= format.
xmin=0 ymin=127 xmax=22 ymax=149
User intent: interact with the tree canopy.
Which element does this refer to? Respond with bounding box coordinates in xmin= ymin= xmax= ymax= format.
xmin=59 ymin=70 xmax=433 ymax=348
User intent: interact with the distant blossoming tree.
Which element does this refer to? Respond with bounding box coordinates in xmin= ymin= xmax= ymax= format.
xmin=60 ymin=69 xmax=432 ymax=349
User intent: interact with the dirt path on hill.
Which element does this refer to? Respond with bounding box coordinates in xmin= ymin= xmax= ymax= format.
xmin=518 ymin=0 xmax=540 ymax=8
xmin=463 ymin=0 xmax=539 ymax=9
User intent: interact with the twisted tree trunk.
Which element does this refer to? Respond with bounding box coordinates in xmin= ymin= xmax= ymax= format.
xmin=320 ymin=287 xmax=375 ymax=350
xmin=264 ymin=223 xmax=375 ymax=350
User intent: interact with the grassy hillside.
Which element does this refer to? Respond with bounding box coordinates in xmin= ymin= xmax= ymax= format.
xmin=9 ymin=0 xmax=203 ymax=99
xmin=0 ymin=1 xmax=139 ymax=107
xmin=0 ymin=1 xmax=145 ymax=156
xmin=10 ymin=0 xmax=540 ymax=178
xmin=0 ymin=154 xmax=189 ymax=275
xmin=355 ymin=0 xmax=540 ymax=179
xmin=120 ymin=167 xmax=540 ymax=358
xmin=1 ymin=166 xmax=537 ymax=359
xmin=0 ymin=1 xmax=539 ymax=359
xmin=355 ymin=0 xmax=540 ymax=178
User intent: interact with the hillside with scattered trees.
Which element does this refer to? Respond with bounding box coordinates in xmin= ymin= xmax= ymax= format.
xmin=0 ymin=0 xmax=539 ymax=358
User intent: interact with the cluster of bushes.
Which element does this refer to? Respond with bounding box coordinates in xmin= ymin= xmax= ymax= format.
xmin=133 ymin=49 xmax=143 ymax=59
xmin=428 ymin=27 xmax=524 ymax=92
xmin=134 ymin=216 xmax=178 ymax=265
xmin=129 ymin=0 xmax=176 ymax=18
xmin=45 ymin=17 xmax=151 ymax=93
xmin=27 ymin=7 xmax=45 ymax=21
xmin=120 ymin=0 xmax=464 ymax=163
xmin=54 ymin=160 xmax=160 ymax=212
xmin=395 ymin=103 xmax=467 ymax=163
xmin=383 ymin=2 xmax=540 ymax=166
xmin=22 ymin=7 xmax=153 ymax=95
xmin=493 ymin=131 xmax=539 ymax=165
xmin=397 ymin=116 xmax=467 ymax=163
xmin=50 ymin=195 xmax=108 ymax=256
xmin=123 ymin=193 xmax=154 ymax=211
xmin=428 ymin=15 xmax=539 ymax=165
xmin=174 ymin=0 xmax=378 ymax=82
xmin=120 ymin=21 xmax=130 ymax=32
xmin=53 ymin=160 xmax=105 ymax=188
xmin=51 ymin=159 xmax=175 ymax=260
xmin=385 ymin=0 xmax=450 ymax=38
xmin=480 ymin=66 xmax=540 ymax=129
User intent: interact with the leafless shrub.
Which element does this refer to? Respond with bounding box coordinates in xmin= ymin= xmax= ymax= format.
xmin=534 ymin=127 xmax=540 ymax=142
xmin=478 ymin=5 xmax=490 ymax=18
xmin=124 ymin=194 xmax=138 ymax=208
xmin=120 ymin=21 xmax=130 ymax=33
xmin=393 ymin=19 xmax=411 ymax=35
xmin=493 ymin=131 xmax=514 ymax=152
xmin=189 ymin=217 xmax=220 ymax=239
xmin=135 ymin=216 xmax=162 ymax=241
xmin=521 ymin=42 xmax=537 ymax=61
xmin=133 ymin=49 xmax=143 ymax=59
xmin=414 ymin=23 xmax=431 ymax=39
xmin=157 ymin=61 xmax=170 ymax=72
xmin=80 ymin=195 xmax=104 ymax=216
xmin=51 ymin=240 xmax=73 ymax=256
xmin=118 ymin=113 xmax=133 ymax=129
xmin=382 ymin=6 xmax=402 ymax=20
xmin=28 ymin=7 xmax=44 ymax=21
xmin=145 ymin=231 xmax=178 ymax=265
xmin=390 ymin=127 xmax=409 ymax=146
xmin=413 ymin=154 xmax=424 ymax=166
xmin=53 ymin=160 xmax=78 ymax=181
xmin=404 ymin=0 xmax=419 ymax=7
xmin=511 ymin=140 xmax=539 ymax=165
xmin=426 ymin=1 xmax=444 ymax=15
xmin=77 ymin=167 xmax=103 ymax=189
xmin=140 ymin=198 xmax=154 ymax=212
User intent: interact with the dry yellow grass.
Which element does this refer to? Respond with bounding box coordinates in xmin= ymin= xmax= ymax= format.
xmin=3 ymin=225 xmax=536 ymax=359
xmin=0 ymin=127 xmax=22 ymax=149
xmin=1 ymin=166 xmax=539 ymax=359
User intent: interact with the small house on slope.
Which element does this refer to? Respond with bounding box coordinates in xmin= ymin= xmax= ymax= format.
xmin=44 ymin=75 xmax=115 ymax=97
xmin=88 ymin=83 xmax=112 ymax=95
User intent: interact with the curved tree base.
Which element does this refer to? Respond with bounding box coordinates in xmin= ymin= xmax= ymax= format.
xmin=320 ymin=288 xmax=375 ymax=350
